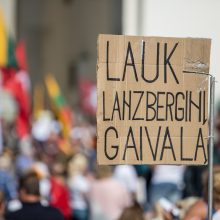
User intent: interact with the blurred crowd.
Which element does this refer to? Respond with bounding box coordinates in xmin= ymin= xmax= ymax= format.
xmin=1 ymin=104 xmax=220 ymax=220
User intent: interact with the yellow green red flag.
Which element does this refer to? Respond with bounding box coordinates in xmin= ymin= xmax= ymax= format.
xmin=45 ymin=74 xmax=72 ymax=139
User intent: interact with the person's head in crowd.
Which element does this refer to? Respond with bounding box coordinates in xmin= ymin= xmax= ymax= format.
xmin=51 ymin=162 xmax=65 ymax=176
xmin=50 ymin=162 xmax=66 ymax=181
xmin=16 ymin=140 xmax=34 ymax=177
xmin=0 ymin=152 xmax=12 ymax=172
xmin=68 ymin=153 xmax=88 ymax=177
xmin=0 ymin=191 xmax=5 ymax=218
xmin=183 ymin=167 xmax=220 ymax=220
xmin=202 ymin=167 xmax=220 ymax=205
xmin=18 ymin=171 xmax=41 ymax=203
xmin=32 ymin=162 xmax=50 ymax=179
xmin=19 ymin=136 xmax=33 ymax=158
xmin=118 ymin=202 xmax=144 ymax=220
xmin=95 ymin=165 xmax=112 ymax=179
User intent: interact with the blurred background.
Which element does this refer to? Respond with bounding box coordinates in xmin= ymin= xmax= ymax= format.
xmin=0 ymin=0 xmax=220 ymax=220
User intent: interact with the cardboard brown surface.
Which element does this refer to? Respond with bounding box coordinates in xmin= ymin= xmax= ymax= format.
xmin=97 ymin=34 xmax=211 ymax=165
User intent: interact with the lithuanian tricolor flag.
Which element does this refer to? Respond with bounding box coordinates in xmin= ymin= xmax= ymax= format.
xmin=45 ymin=74 xmax=72 ymax=139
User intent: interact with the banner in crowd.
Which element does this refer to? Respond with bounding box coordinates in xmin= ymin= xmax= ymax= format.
xmin=97 ymin=34 xmax=211 ymax=165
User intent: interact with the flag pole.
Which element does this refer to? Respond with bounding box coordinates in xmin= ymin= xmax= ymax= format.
xmin=208 ymin=75 xmax=215 ymax=220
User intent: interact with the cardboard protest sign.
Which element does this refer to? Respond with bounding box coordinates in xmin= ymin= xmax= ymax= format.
xmin=97 ymin=34 xmax=211 ymax=165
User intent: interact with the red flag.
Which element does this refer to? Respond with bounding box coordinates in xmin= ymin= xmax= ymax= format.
xmin=1 ymin=68 xmax=30 ymax=138
xmin=15 ymin=41 xmax=28 ymax=70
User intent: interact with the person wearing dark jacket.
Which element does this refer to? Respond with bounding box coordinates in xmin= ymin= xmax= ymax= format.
xmin=5 ymin=171 xmax=64 ymax=220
